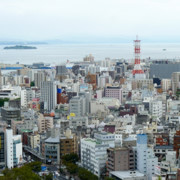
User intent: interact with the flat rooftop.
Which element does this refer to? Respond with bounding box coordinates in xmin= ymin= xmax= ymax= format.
xmin=110 ymin=170 xmax=146 ymax=178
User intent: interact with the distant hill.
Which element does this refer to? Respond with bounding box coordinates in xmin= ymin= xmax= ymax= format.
xmin=4 ymin=45 xmax=37 ymax=49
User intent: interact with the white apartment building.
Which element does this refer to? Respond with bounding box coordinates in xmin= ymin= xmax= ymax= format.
xmin=149 ymin=100 xmax=163 ymax=119
xmin=94 ymin=131 xmax=115 ymax=148
xmin=6 ymin=128 xmax=22 ymax=168
xmin=136 ymin=134 xmax=158 ymax=180
xmin=161 ymin=79 xmax=171 ymax=92
xmin=14 ymin=75 xmax=24 ymax=86
xmin=6 ymin=128 xmax=13 ymax=168
xmin=97 ymin=73 xmax=112 ymax=88
xmin=81 ymin=138 xmax=109 ymax=177
xmin=101 ymin=58 xmax=111 ymax=68
xmin=69 ymin=116 xmax=88 ymax=129
xmin=21 ymin=89 xmax=27 ymax=107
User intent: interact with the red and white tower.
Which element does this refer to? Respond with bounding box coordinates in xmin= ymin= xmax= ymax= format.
xmin=132 ymin=36 xmax=144 ymax=78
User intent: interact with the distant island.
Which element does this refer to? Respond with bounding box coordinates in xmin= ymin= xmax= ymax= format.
xmin=4 ymin=45 xmax=37 ymax=50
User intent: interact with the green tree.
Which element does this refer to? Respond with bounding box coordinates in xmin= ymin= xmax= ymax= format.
xmin=1 ymin=165 xmax=41 ymax=180
xmin=176 ymin=89 xmax=180 ymax=98
xmin=61 ymin=153 xmax=79 ymax=164
xmin=30 ymin=81 xmax=35 ymax=87
xmin=44 ymin=173 xmax=53 ymax=180
xmin=0 ymin=98 xmax=9 ymax=107
xmin=26 ymin=161 xmax=42 ymax=172
xmin=66 ymin=163 xmax=78 ymax=175
xmin=78 ymin=168 xmax=98 ymax=180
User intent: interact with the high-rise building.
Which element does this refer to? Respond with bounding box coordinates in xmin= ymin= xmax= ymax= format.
xmin=56 ymin=65 xmax=67 ymax=75
xmin=0 ymin=128 xmax=5 ymax=170
xmin=172 ymin=72 xmax=180 ymax=94
xmin=161 ymin=79 xmax=171 ymax=92
xmin=40 ymin=81 xmax=57 ymax=112
xmin=6 ymin=128 xmax=22 ymax=168
xmin=136 ymin=134 xmax=158 ymax=180
xmin=20 ymin=89 xmax=27 ymax=107
xmin=34 ymin=71 xmax=45 ymax=88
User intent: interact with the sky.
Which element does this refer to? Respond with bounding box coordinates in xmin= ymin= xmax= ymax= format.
xmin=0 ymin=0 xmax=180 ymax=42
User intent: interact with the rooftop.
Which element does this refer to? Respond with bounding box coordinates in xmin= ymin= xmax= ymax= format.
xmin=45 ymin=136 xmax=60 ymax=143
xmin=110 ymin=171 xmax=146 ymax=178
xmin=154 ymin=146 xmax=173 ymax=150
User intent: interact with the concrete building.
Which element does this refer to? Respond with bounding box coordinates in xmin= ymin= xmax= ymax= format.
xmin=69 ymin=116 xmax=88 ymax=130
xmin=6 ymin=128 xmax=22 ymax=168
xmin=101 ymin=58 xmax=111 ymax=68
xmin=37 ymin=113 xmax=53 ymax=133
xmin=98 ymin=73 xmax=113 ymax=88
xmin=136 ymin=134 xmax=158 ymax=180
xmin=69 ymin=96 xmax=86 ymax=117
xmin=149 ymin=100 xmax=163 ymax=119
xmin=83 ymin=54 xmax=94 ymax=62
xmin=1 ymin=106 xmax=21 ymax=125
xmin=110 ymin=171 xmax=147 ymax=180
xmin=94 ymin=131 xmax=115 ymax=148
xmin=34 ymin=71 xmax=45 ymax=88
xmin=40 ymin=81 xmax=57 ymax=112
xmin=105 ymin=86 xmax=122 ymax=103
xmin=56 ymin=65 xmax=67 ymax=75
xmin=0 ymin=129 xmax=5 ymax=170
xmin=107 ymin=147 xmax=135 ymax=174
xmin=131 ymin=79 xmax=154 ymax=90
xmin=81 ymin=138 xmax=109 ymax=177
xmin=90 ymin=100 xmax=109 ymax=115
xmin=161 ymin=79 xmax=171 ymax=92
xmin=26 ymin=88 xmax=36 ymax=102
xmin=60 ymin=129 xmax=78 ymax=157
xmin=45 ymin=129 xmax=60 ymax=164
xmin=28 ymin=133 xmax=40 ymax=149
xmin=20 ymin=89 xmax=27 ymax=107
xmin=172 ymin=72 xmax=180 ymax=94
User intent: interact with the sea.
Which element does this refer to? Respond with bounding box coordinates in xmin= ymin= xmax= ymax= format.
xmin=0 ymin=43 xmax=180 ymax=65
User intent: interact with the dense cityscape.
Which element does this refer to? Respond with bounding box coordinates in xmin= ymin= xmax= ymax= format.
xmin=0 ymin=37 xmax=179 ymax=180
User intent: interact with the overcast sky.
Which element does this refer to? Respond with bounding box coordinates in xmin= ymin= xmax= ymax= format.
xmin=0 ymin=0 xmax=180 ymax=42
